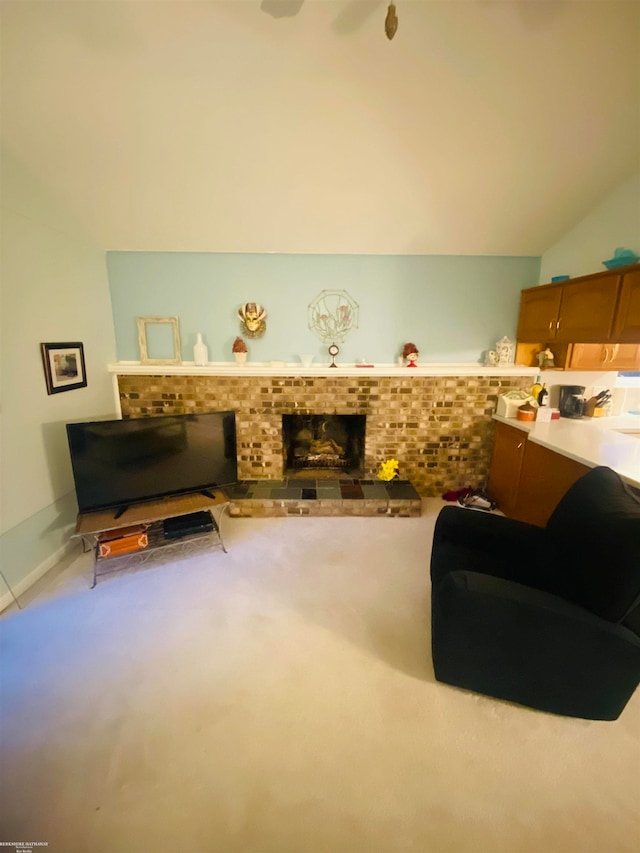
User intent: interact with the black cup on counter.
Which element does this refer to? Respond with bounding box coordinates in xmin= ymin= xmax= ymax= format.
xmin=559 ymin=385 xmax=587 ymax=419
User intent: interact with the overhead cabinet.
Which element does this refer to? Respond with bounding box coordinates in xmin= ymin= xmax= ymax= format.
xmin=516 ymin=264 xmax=640 ymax=369
xmin=612 ymin=268 xmax=640 ymax=342
xmin=517 ymin=284 xmax=563 ymax=342
xmin=517 ymin=272 xmax=622 ymax=343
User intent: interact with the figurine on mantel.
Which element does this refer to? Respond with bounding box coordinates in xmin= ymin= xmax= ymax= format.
xmin=402 ymin=342 xmax=419 ymax=367
xmin=232 ymin=336 xmax=248 ymax=364
xmin=495 ymin=336 xmax=515 ymax=366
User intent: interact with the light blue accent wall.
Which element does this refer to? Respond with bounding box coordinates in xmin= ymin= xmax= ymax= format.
xmin=107 ymin=253 xmax=541 ymax=365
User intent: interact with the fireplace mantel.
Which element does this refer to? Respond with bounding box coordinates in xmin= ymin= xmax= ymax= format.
xmin=108 ymin=361 xmax=537 ymax=378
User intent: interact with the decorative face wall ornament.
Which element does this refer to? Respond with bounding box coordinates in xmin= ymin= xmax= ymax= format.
xmin=238 ymin=303 xmax=267 ymax=338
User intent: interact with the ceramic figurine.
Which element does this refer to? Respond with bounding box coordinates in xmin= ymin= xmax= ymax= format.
xmin=536 ymin=347 xmax=555 ymax=369
xmin=495 ymin=336 xmax=514 ymax=366
xmin=402 ymin=342 xmax=419 ymax=367
xmin=232 ymin=336 xmax=248 ymax=364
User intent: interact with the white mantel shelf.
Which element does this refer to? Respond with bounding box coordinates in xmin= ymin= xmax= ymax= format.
xmin=108 ymin=361 xmax=538 ymax=378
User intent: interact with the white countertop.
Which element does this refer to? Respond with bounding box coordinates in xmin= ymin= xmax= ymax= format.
xmin=493 ymin=413 xmax=640 ymax=488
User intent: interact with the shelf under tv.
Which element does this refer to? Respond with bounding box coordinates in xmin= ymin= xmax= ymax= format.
xmin=74 ymin=490 xmax=230 ymax=587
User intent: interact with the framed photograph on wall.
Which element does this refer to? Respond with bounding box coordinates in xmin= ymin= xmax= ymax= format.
xmin=40 ymin=342 xmax=87 ymax=395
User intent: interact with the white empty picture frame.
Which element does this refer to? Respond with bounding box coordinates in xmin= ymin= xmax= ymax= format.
xmin=136 ymin=316 xmax=182 ymax=364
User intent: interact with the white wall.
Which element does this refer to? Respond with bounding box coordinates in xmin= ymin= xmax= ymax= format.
xmin=0 ymin=146 xmax=117 ymax=597
xmin=539 ymin=173 xmax=640 ymax=283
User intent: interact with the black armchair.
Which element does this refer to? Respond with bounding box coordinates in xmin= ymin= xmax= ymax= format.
xmin=430 ymin=466 xmax=640 ymax=720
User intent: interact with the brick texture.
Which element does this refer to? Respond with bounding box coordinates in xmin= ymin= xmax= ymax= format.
xmin=116 ymin=374 xmax=531 ymax=496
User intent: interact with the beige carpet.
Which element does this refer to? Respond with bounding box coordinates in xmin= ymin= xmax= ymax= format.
xmin=1 ymin=498 xmax=639 ymax=853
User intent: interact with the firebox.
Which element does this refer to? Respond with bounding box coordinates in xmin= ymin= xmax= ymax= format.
xmin=282 ymin=414 xmax=366 ymax=478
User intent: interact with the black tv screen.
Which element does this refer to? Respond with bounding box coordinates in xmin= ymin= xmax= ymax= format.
xmin=66 ymin=411 xmax=237 ymax=514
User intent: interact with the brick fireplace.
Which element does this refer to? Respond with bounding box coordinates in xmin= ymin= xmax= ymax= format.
xmin=115 ymin=371 xmax=531 ymax=496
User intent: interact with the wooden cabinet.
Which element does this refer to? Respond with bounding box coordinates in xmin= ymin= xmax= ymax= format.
xmin=566 ymin=342 xmax=640 ymax=371
xmin=486 ymin=421 xmax=527 ymax=517
xmin=517 ymin=285 xmax=563 ymax=341
xmin=512 ymin=441 xmax=590 ymax=527
xmin=517 ymin=273 xmax=620 ymax=344
xmin=612 ymin=268 xmax=640 ymax=342
xmin=555 ymin=274 xmax=620 ymax=342
xmin=516 ymin=264 xmax=640 ymax=367
xmin=487 ymin=422 xmax=590 ymax=527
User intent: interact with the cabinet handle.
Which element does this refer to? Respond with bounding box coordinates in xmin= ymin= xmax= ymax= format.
xmin=610 ymin=344 xmax=619 ymax=362
xmin=556 ymin=319 xmax=561 ymax=331
xmin=548 ymin=320 xmax=554 ymax=331
xmin=603 ymin=346 xmax=610 ymax=363
xmin=517 ymin=442 xmax=523 ymax=449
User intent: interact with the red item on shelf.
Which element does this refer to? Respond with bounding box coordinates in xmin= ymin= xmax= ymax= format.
xmin=98 ymin=525 xmax=148 ymax=558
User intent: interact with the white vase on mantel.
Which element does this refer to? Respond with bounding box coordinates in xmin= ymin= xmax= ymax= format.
xmin=193 ymin=332 xmax=209 ymax=366
xmin=234 ymin=352 xmax=247 ymax=365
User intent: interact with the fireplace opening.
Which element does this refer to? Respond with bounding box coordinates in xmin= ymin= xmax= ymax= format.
xmin=282 ymin=414 xmax=366 ymax=478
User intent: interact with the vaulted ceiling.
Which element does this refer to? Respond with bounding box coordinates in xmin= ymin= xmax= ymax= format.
xmin=1 ymin=0 xmax=638 ymax=255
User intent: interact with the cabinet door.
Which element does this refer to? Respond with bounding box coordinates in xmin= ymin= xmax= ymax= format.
xmin=612 ymin=269 xmax=640 ymax=343
xmin=555 ymin=275 xmax=620 ymax=342
xmin=608 ymin=343 xmax=640 ymax=369
xmin=486 ymin=422 xmax=527 ymax=516
xmin=568 ymin=342 xmax=640 ymax=370
xmin=517 ymin=286 xmax=562 ymax=341
xmin=512 ymin=441 xmax=590 ymax=527
xmin=566 ymin=343 xmax=607 ymax=370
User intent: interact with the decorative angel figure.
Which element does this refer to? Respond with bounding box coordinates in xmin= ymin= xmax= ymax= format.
xmin=238 ymin=303 xmax=267 ymax=338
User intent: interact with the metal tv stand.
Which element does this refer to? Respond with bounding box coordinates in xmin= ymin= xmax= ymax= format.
xmin=74 ymin=490 xmax=230 ymax=588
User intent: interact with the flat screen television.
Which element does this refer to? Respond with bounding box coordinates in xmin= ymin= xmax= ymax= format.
xmin=66 ymin=411 xmax=237 ymax=516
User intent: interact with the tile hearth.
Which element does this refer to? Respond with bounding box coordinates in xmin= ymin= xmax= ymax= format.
xmin=225 ymin=478 xmax=421 ymax=517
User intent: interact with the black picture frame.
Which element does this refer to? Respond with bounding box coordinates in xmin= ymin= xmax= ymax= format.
xmin=40 ymin=342 xmax=87 ymax=395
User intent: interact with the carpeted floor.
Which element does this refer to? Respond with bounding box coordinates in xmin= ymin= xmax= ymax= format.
xmin=1 ymin=498 xmax=639 ymax=853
